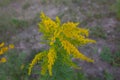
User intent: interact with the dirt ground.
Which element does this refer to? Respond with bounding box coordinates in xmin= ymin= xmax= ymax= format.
xmin=0 ymin=0 xmax=120 ymax=80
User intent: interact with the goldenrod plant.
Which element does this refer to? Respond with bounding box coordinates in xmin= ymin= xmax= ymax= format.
xmin=28 ymin=12 xmax=96 ymax=79
xmin=0 ymin=42 xmax=14 ymax=63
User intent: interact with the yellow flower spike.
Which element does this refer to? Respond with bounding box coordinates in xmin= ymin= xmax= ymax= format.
xmin=0 ymin=50 xmax=4 ymax=55
xmin=0 ymin=57 xmax=7 ymax=63
xmin=47 ymin=48 xmax=56 ymax=76
xmin=28 ymin=52 xmax=46 ymax=75
xmin=0 ymin=42 xmax=4 ymax=48
xmin=61 ymin=40 xmax=94 ymax=62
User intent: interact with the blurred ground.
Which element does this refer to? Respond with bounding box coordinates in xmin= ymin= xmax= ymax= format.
xmin=0 ymin=0 xmax=120 ymax=80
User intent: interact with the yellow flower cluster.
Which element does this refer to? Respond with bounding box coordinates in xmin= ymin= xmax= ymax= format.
xmin=62 ymin=22 xmax=96 ymax=45
xmin=60 ymin=39 xmax=94 ymax=62
xmin=0 ymin=57 xmax=6 ymax=63
xmin=28 ymin=48 xmax=56 ymax=76
xmin=47 ymin=48 xmax=56 ymax=76
xmin=39 ymin=13 xmax=96 ymax=46
xmin=39 ymin=12 xmax=58 ymax=35
xmin=0 ymin=42 xmax=14 ymax=63
xmin=38 ymin=13 xmax=63 ymax=46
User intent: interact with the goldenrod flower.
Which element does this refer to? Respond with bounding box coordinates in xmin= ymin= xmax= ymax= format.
xmin=0 ymin=50 xmax=3 ymax=55
xmin=0 ymin=43 xmax=14 ymax=55
xmin=0 ymin=42 xmax=14 ymax=63
xmin=0 ymin=57 xmax=7 ymax=63
xmin=9 ymin=44 xmax=14 ymax=49
xmin=60 ymin=39 xmax=94 ymax=62
xmin=2 ymin=47 xmax=8 ymax=52
xmin=28 ymin=51 xmax=46 ymax=75
xmin=0 ymin=42 xmax=4 ymax=48
xmin=47 ymin=48 xmax=56 ymax=76
xmin=0 ymin=47 xmax=8 ymax=55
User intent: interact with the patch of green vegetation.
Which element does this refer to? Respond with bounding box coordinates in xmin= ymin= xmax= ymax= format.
xmin=0 ymin=49 xmax=51 ymax=80
xmin=114 ymin=26 xmax=120 ymax=45
xmin=12 ymin=18 xmax=28 ymax=28
xmin=104 ymin=71 xmax=114 ymax=80
xmin=112 ymin=0 xmax=120 ymax=20
xmin=0 ymin=50 xmax=29 ymax=80
xmin=100 ymin=46 xmax=120 ymax=67
xmin=100 ymin=47 xmax=113 ymax=63
xmin=89 ymin=26 xmax=107 ymax=39
xmin=87 ymin=71 xmax=114 ymax=80
xmin=75 ymin=71 xmax=88 ymax=80
xmin=112 ymin=51 xmax=120 ymax=67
